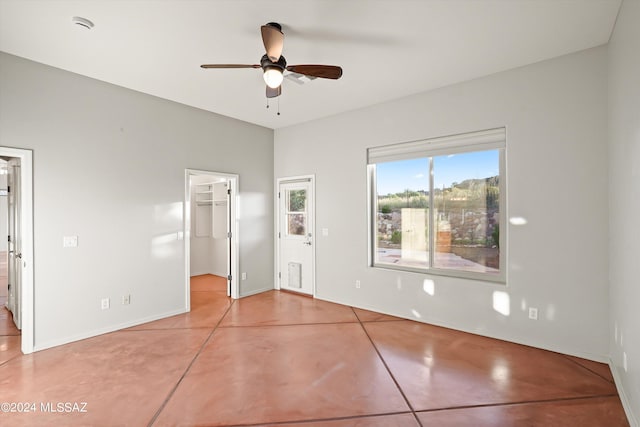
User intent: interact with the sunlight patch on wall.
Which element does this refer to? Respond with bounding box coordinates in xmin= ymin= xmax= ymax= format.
xmin=520 ymin=299 xmax=527 ymax=311
xmin=493 ymin=291 xmax=510 ymax=316
xmin=509 ymin=216 xmax=528 ymax=226
xmin=423 ymin=279 xmax=435 ymax=296
xmin=151 ymin=232 xmax=180 ymax=259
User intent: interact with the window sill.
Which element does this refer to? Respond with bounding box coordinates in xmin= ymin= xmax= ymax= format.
xmin=371 ymin=263 xmax=506 ymax=284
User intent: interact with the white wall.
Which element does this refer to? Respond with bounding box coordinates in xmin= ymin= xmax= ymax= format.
xmin=608 ymin=0 xmax=640 ymax=423
xmin=275 ymin=46 xmax=609 ymax=361
xmin=0 ymin=52 xmax=274 ymax=350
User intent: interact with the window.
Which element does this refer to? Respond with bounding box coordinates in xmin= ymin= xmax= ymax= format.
xmin=368 ymin=128 xmax=506 ymax=282
xmin=285 ymin=189 xmax=307 ymax=236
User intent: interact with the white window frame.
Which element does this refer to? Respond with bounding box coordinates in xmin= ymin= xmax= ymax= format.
xmin=367 ymin=128 xmax=507 ymax=283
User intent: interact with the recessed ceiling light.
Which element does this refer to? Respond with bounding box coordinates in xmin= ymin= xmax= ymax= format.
xmin=72 ymin=16 xmax=94 ymax=30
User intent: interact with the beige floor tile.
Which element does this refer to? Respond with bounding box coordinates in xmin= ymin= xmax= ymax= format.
xmin=417 ymin=396 xmax=629 ymax=426
xmin=0 ymin=329 xmax=209 ymax=426
xmin=364 ymin=321 xmax=617 ymax=411
xmin=220 ymin=290 xmax=358 ymax=327
xmin=258 ymin=412 xmax=419 ymax=426
xmin=154 ymin=323 xmax=408 ymax=426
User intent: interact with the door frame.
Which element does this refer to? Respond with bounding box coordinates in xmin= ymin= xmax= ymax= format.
xmin=275 ymin=174 xmax=316 ymax=296
xmin=0 ymin=147 xmax=33 ymax=354
xmin=184 ymin=169 xmax=239 ymax=304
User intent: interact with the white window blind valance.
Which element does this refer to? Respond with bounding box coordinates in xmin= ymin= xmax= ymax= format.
xmin=367 ymin=127 xmax=506 ymax=164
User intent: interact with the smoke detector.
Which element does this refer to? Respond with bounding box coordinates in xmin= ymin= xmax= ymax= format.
xmin=72 ymin=16 xmax=94 ymax=30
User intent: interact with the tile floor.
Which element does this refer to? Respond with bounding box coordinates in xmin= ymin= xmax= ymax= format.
xmin=0 ymin=275 xmax=630 ymax=426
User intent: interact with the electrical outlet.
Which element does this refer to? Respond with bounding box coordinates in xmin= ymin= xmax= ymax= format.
xmin=122 ymin=295 xmax=130 ymax=305
xmin=355 ymin=280 xmax=361 ymax=289
xmin=241 ymin=272 xmax=247 ymax=280
xmin=623 ymin=352 xmax=628 ymax=372
xmin=101 ymin=298 xmax=110 ymax=310
xmin=528 ymin=307 xmax=538 ymax=320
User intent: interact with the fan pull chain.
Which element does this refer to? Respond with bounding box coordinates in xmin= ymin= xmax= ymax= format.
xmin=265 ymin=97 xmax=280 ymax=115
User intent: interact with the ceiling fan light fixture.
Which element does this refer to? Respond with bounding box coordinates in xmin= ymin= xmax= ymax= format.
xmin=263 ymin=67 xmax=284 ymax=88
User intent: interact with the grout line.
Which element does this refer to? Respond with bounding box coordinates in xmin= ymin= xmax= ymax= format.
xmin=415 ymin=393 xmax=621 ymax=415
xmin=351 ymin=306 xmax=363 ymax=323
xmin=120 ymin=325 xmax=223 ymax=332
xmin=352 ymin=306 xmax=424 ymax=427
xmin=146 ymin=298 xmax=236 ymax=427
xmin=222 ymin=410 xmax=417 ymax=426
xmin=561 ymin=354 xmax=616 ymax=384
xmin=218 ymin=320 xmax=361 ymax=328
xmin=0 ymin=350 xmax=25 ymax=368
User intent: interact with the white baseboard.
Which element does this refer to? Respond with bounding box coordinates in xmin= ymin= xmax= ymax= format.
xmin=609 ymin=358 xmax=639 ymax=427
xmin=33 ymin=308 xmax=187 ymax=352
xmin=240 ymin=286 xmax=274 ymax=298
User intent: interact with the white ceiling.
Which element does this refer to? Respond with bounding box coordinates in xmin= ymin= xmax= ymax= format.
xmin=0 ymin=0 xmax=621 ymax=130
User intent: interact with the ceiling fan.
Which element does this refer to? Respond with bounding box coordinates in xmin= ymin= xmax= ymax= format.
xmin=201 ymin=22 xmax=343 ymax=99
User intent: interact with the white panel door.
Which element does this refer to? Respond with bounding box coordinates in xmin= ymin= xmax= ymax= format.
xmin=278 ymin=179 xmax=314 ymax=295
xmin=6 ymin=158 xmax=21 ymax=329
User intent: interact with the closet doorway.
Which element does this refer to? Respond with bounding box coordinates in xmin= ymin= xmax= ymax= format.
xmin=185 ymin=170 xmax=239 ymax=308
xmin=0 ymin=147 xmax=33 ymax=354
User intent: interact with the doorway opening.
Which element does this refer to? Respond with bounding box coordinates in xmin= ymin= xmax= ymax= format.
xmin=276 ymin=175 xmax=315 ymax=296
xmin=185 ymin=170 xmax=239 ymax=307
xmin=0 ymin=147 xmax=33 ymax=354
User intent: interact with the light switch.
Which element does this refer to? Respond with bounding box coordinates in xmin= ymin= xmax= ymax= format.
xmin=63 ymin=236 xmax=78 ymax=248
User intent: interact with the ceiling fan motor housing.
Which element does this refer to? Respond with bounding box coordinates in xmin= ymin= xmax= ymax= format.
xmin=261 ymin=54 xmax=287 ymax=72
xmin=265 ymin=22 xmax=282 ymax=31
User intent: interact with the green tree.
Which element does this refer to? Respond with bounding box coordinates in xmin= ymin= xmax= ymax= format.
xmin=492 ymin=224 xmax=500 ymax=248
xmin=289 ymin=190 xmax=306 ymax=211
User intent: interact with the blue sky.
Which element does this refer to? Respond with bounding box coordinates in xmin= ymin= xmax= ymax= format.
xmin=376 ymin=150 xmax=499 ymax=195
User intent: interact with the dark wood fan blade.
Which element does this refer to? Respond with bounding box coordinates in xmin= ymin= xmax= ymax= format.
xmin=200 ymin=64 xmax=260 ymax=69
xmin=261 ymin=24 xmax=284 ymax=62
xmin=266 ymin=85 xmax=282 ymax=98
xmin=285 ymin=65 xmax=342 ymax=79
